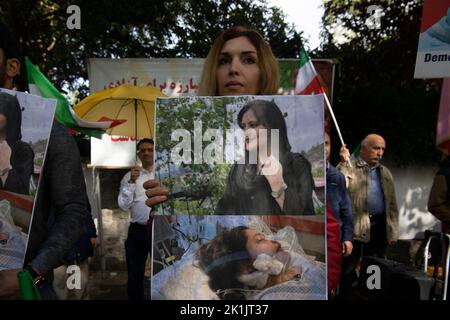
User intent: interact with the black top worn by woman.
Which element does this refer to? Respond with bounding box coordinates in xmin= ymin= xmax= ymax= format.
xmin=0 ymin=92 xmax=34 ymax=195
xmin=216 ymin=152 xmax=315 ymax=215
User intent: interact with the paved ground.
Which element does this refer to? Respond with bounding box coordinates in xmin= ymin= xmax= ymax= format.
xmin=87 ymin=268 xmax=151 ymax=300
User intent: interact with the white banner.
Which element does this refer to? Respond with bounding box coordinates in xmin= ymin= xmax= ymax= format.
xmin=88 ymin=58 xmax=204 ymax=167
xmin=88 ymin=58 xmax=204 ymax=96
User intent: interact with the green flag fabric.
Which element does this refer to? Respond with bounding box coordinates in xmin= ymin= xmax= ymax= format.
xmin=17 ymin=269 xmax=42 ymax=300
xmin=25 ymin=57 xmax=104 ymax=138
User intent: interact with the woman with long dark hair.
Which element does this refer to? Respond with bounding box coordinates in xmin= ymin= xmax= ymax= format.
xmin=216 ymin=99 xmax=315 ymax=215
xmin=0 ymin=92 xmax=34 ymax=195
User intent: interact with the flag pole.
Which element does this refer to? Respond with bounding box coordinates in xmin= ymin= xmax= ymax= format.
xmin=323 ymin=93 xmax=352 ymax=167
xmin=323 ymin=93 xmax=344 ymax=146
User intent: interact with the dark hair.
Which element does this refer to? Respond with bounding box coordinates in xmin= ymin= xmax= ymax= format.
xmin=238 ymin=99 xmax=291 ymax=157
xmin=198 ymin=26 xmax=279 ymax=96
xmin=137 ymin=138 xmax=154 ymax=150
xmin=0 ymin=92 xmax=22 ymax=145
xmin=197 ymin=226 xmax=252 ymax=299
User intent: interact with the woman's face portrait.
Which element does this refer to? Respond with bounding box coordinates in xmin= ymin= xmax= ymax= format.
xmin=216 ymin=36 xmax=261 ymax=96
xmin=241 ymin=109 xmax=267 ymax=153
xmin=245 ymin=229 xmax=281 ymax=259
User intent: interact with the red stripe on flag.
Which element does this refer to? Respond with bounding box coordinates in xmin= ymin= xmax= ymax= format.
xmin=97 ymin=117 xmax=127 ymax=129
xmin=299 ymin=76 xmax=324 ymax=95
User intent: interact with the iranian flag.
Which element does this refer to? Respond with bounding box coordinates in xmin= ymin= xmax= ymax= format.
xmin=295 ymin=45 xmax=324 ymax=95
xmin=436 ymin=78 xmax=450 ymax=155
xmin=25 ymin=57 xmax=123 ymax=138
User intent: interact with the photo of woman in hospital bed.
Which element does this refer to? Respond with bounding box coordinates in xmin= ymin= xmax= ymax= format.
xmin=150 ymin=216 xmax=326 ymax=300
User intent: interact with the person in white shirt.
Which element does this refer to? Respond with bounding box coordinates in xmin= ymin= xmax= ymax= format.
xmin=118 ymin=138 xmax=154 ymax=300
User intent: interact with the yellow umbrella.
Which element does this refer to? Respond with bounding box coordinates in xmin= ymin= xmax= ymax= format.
xmin=74 ymin=84 xmax=166 ymax=140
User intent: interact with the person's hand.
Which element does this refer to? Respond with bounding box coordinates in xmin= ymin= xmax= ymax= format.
xmin=90 ymin=237 xmax=97 ymax=247
xmin=143 ymin=179 xmax=170 ymax=208
xmin=0 ymin=268 xmax=21 ymax=300
xmin=260 ymin=156 xmax=285 ymax=191
xmin=339 ymin=144 xmax=350 ymax=163
xmin=129 ymin=166 xmax=140 ymax=183
xmin=0 ymin=140 xmax=12 ymax=172
xmin=342 ymin=241 xmax=353 ymax=256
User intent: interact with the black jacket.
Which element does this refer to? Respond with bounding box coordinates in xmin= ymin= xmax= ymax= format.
xmin=0 ymin=92 xmax=34 ymax=195
xmin=216 ymin=152 xmax=315 ymax=215
xmin=25 ymin=122 xmax=89 ymax=276
xmin=1 ymin=141 xmax=34 ymax=194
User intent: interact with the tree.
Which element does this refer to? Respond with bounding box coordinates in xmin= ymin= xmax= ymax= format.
xmin=318 ymin=0 xmax=441 ymax=166
xmin=1 ymin=0 xmax=303 ymax=98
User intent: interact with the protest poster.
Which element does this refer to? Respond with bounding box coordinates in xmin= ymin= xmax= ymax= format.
xmin=154 ymin=94 xmax=325 ymax=216
xmin=0 ymin=89 xmax=55 ymax=271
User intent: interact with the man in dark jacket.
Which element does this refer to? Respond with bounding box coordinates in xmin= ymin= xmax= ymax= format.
xmin=0 ymin=23 xmax=88 ymax=299
xmin=53 ymin=208 xmax=97 ymax=300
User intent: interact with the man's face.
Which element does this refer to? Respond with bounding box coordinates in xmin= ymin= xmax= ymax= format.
xmin=137 ymin=142 xmax=154 ymax=165
xmin=360 ymin=136 xmax=386 ymax=166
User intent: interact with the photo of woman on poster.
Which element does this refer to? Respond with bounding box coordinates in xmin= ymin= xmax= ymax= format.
xmin=216 ymin=99 xmax=315 ymax=215
xmin=196 ymin=226 xmax=302 ymax=299
xmin=0 ymin=93 xmax=34 ymax=195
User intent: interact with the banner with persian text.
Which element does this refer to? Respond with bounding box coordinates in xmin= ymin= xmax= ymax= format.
xmin=88 ymin=58 xmax=334 ymax=167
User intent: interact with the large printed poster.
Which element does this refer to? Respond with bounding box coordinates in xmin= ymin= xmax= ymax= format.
xmin=414 ymin=0 xmax=450 ymax=78
xmin=0 ymin=89 xmax=55 ymax=271
xmin=151 ymin=215 xmax=326 ymax=300
xmin=88 ymin=58 xmax=334 ymax=167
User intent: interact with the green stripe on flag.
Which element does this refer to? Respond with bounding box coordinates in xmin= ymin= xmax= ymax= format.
xmin=299 ymin=45 xmax=310 ymax=69
xmin=25 ymin=57 xmax=104 ymax=138
xmin=351 ymin=143 xmax=361 ymax=159
xmin=18 ymin=269 xmax=42 ymax=300
xmin=26 ymin=57 xmax=78 ymax=127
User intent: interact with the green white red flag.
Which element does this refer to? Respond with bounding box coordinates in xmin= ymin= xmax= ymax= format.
xmin=295 ymin=45 xmax=324 ymax=95
xmin=25 ymin=57 xmax=123 ymax=138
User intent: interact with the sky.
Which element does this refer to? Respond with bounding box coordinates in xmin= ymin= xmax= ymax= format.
xmin=266 ymin=0 xmax=324 ymax=50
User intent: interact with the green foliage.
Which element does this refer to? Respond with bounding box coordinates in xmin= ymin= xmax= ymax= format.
xmin=319 ymin=0 xmax=441 ymax=166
